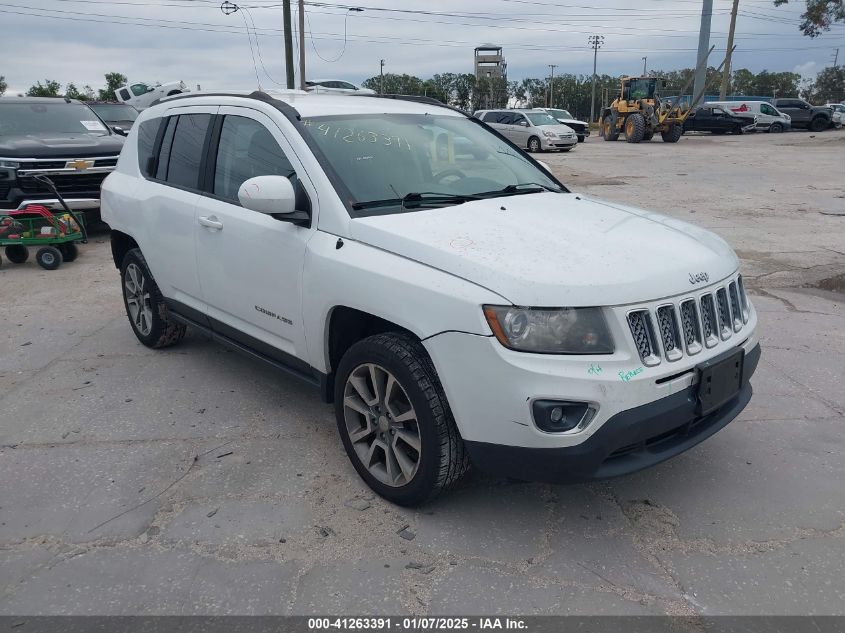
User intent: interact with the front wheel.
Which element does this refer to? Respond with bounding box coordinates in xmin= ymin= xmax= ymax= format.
xmin=35 ymin=246 xmax=62 ymax=270
xmin=625 ymin=113 xmax=646 ymax=143
xmin=769 ymin=122 xmax=783 ymax=133
xmin=577 ymin=135 xmax=585 ymax=143
xmin=661 ymin=124 xmax=683 ymax=143
xmin=527 ymin=136 xmax=541 ymax=152
xmin=334 ymin=333 xmax=470 ymax=506
xmin=120 ymin=249 xmax=186 ymax=348
xmin=809 ymin=116 xmax=828 ymax=132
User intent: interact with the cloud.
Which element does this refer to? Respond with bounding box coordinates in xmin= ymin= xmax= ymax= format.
xmin=793 ymin=60 xmax=819 ymax=79
xmin=0 ymin=0 xmax=839 ymax=93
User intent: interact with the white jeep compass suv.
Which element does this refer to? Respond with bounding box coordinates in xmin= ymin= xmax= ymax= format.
xmin=102 ymin=91 xmax=760 ymax=505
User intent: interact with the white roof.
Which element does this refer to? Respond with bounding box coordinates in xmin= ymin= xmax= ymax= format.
xmin=156 ymin=91 xmax=461 ymax=119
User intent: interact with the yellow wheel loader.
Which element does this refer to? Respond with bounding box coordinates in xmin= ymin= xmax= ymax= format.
xmin=599 ymin=77 xmax=688 ymax=143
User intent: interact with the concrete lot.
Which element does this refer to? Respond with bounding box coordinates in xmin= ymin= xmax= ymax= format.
xmin=1 ymin=130 xmax=844 ymax=617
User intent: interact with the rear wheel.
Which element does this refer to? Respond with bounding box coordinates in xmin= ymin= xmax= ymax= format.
xmin=769 ymin=122 xmax=784 ymax=133
xmin=661 ymin=124 xmax=683 ymax=143
xmin=5 ymin=245 xmax=28 ymax=264
xmin=58 ymin=243 xmax=78 ymax=262
xmin=625 ymin=113 xmax=646 ymax=143
xmin=601 ymin=117 xmax=619 ymax=141
xmin=527 ymin=136 xmax=541 ymax=152
xmin=35 ymin=246 xmax=62 ymax=270
xmin=810 ymin=116 xmax=828 ymax=132
xmin=120 ymin=249 xmax=186 ymax=348
xmin=334 ymin=332 xmax=470 ymax=506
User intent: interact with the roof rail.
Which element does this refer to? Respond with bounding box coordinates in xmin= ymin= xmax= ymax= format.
xmin=360 ymin=93 xmax=470 ymax=116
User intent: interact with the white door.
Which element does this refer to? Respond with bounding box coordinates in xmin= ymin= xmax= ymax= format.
xmin=194 ymin=107 xmax=317 ymax=363
xmin=139 ymin=106 xmax=217 ymax=315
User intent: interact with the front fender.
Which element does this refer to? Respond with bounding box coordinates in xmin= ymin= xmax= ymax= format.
xmin=301 ymin=230 xmax=506 ymax=373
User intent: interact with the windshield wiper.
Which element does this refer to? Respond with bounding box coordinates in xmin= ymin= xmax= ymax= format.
xmin=474 ymin=182 xmax=564 ymax=198
xmin=352 ymin=191 xmax=481 ymax=211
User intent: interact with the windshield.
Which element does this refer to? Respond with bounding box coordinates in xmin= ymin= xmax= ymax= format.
xmin=89 ymin=104 xmax=138 ymax=122
xmin=300 ymin=113 xmax=562 ymax=217
xmin=625 ymin=79 xmax=657 ymax=100
xmin=525 ymin=112 xmax=559 ymax=126
xmin=0 ymin=103 xmax=109 ymax=136
xmin=548 ymin=109 xmax=574 ymax=120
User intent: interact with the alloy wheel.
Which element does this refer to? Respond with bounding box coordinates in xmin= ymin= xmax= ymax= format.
xmin=124 ymin=262 xmax=153 ymax=336
xmin=342 ymin=363 xmax=421 ymax=487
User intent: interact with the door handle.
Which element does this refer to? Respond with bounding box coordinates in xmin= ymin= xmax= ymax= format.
xmin=198 ymin=215 xmax=223 ymax=230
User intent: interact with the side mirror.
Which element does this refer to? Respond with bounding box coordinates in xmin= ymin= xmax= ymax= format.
xmin=238 ymin=175 xmax=299 ymax=216
xmin=112 ymin=126 xmax=127 ymax=137
xmin=518 ymin=120 xmax=529 ymax=127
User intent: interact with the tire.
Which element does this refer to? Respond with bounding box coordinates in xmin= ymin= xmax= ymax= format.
xmin=559 ymin=147 xmax=572 ymax=152
xmin=661 ymin=124 xmax=683 ymax=143
xmin=624 ymin=113 xmax=646 ymax=143
xmin=601 ymin=117 xmax=619 ymax=141
xmin=769 ymin=122 xmax=783 ymax=133
xmin=334 ymin=332 xmax=470 ymax=506
xmin=120 ymin=248 xmax=186 ymax=348
xmin=527 ymin=136 xmax=541 ymax=153
xmin=5 ymin=245 xmax=28 ymax=264
xmin=577 ymin=135 xmax=585 ymax=143
xmin=810 ymin=116 xmax=828 ymax=132
xmin=35 ymin=246 xmax=62 ymax=270
xmin=58 ymin=242 xmax=78 ymax=262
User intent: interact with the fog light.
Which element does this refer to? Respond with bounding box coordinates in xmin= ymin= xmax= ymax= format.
xmin=532 ymin=400 xmax=594 ymax=433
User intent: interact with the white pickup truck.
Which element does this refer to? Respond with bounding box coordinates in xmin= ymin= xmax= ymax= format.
xmin=102 ymin=91 xmax=760 ymax=505
xmin=114 ymin=81 xmax=188 ymax=110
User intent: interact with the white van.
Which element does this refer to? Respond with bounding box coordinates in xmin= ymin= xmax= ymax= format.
xmin=705 ymin=101 xmax=791 ymax=133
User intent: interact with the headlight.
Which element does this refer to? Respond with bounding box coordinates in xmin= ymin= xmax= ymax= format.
xmin=483 ymin=306 xmax=614 ymax=354
xmin=542 ymin=130 xmax=556 ymax=138
xmin=0 ymin=160 xmax=20 ymax=169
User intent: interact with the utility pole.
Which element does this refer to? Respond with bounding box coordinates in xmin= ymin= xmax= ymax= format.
xmin=298 ymin=0 xmax=306 ymax=90
xmin=282 ymin=0 xmax=295 ymax=88
xmin=720 ymin=0 xmax=739 ymax=100
xmin=642 ymin=56 xmax=647 ymax=75
xmin=693 ymin=0 xmax=713 ymax=105
xmin=379 ymin=59 xmax=385 ymax=94
xmin=833 ymin=48 xmax=840 ymax=67
xmin=548 ymin=64 xmax=558 ymax=108
xmin=588 ymin=35 xmax=604 ymax=123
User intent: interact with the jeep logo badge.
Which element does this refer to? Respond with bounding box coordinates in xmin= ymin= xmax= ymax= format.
xmin=688 ymin=272 xmax=710 ymax=285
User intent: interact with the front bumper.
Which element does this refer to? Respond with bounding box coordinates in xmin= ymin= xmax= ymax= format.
xmin=541 ymin=136 xmax=578 ymax=150
xmin=465 ymin=344 xmax=759 ymax=483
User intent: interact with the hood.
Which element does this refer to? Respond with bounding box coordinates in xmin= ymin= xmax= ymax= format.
xmin=556 ymin=117 xmax=586 ymax=127
xmin=0 ymin=133 xmax=125 ymax=158
xmin=539 ymin=124 xmax=576 ymax=136
xmin=349 ymin=193 xmax=738 ymax=307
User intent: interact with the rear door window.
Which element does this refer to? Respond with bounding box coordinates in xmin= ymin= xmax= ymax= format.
xmin=137 ymin=117 xmax=162 ymax=178
xmin=163 ymin=114 xmax=212 ymax=190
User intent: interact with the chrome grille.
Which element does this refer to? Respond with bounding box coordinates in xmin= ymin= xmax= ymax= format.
xmin=728 ymin=282 xmax=743 ymax=331
xmin=656 ymin=306 xmax=682 ymax=361
xmin=679 ymin=300 xmax=702 ymax=354
xmin=700 ymin=294 xmax=717 ymax=344
xmin=627 ymin=311 xmax=660 ymax=366
xmin=716 ymin=288 xmax=731 ymax=339
xmin=625 ymin=275 xmax=750 ymax=366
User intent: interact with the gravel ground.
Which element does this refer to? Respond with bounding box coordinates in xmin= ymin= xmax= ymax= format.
xmin=1 ymin=129 xmax=843 ymax=617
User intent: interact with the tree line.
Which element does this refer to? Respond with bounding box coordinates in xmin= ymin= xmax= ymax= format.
xmin=361 ymin=66 xmax=842 ymax=117
xmin=0 ymin=72 xmax=128 ymax=101
xmin=2 ymin=66 xmax=842 ymax=111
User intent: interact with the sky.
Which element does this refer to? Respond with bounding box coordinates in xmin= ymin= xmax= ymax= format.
xmin=1 ymin=0 xmax=843 ymax=96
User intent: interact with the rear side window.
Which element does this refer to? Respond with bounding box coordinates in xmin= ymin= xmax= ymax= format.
xmin=119 ymin=88 xmax=131 ymax=101
xmin=136 ymin=118 xmax=162 ymax=178
xmin=163 ymin=114 xmax=212 ymax=189
xmin=212 ymin=115 xmax=296 ymax=203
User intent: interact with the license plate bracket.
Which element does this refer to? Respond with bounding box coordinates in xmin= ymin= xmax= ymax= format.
xmin=697 ymin=348 xmax=744 ymax=416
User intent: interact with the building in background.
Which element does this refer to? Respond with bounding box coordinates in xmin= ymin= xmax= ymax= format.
xmin=474 ymin=44 xmax=507 ymax=81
